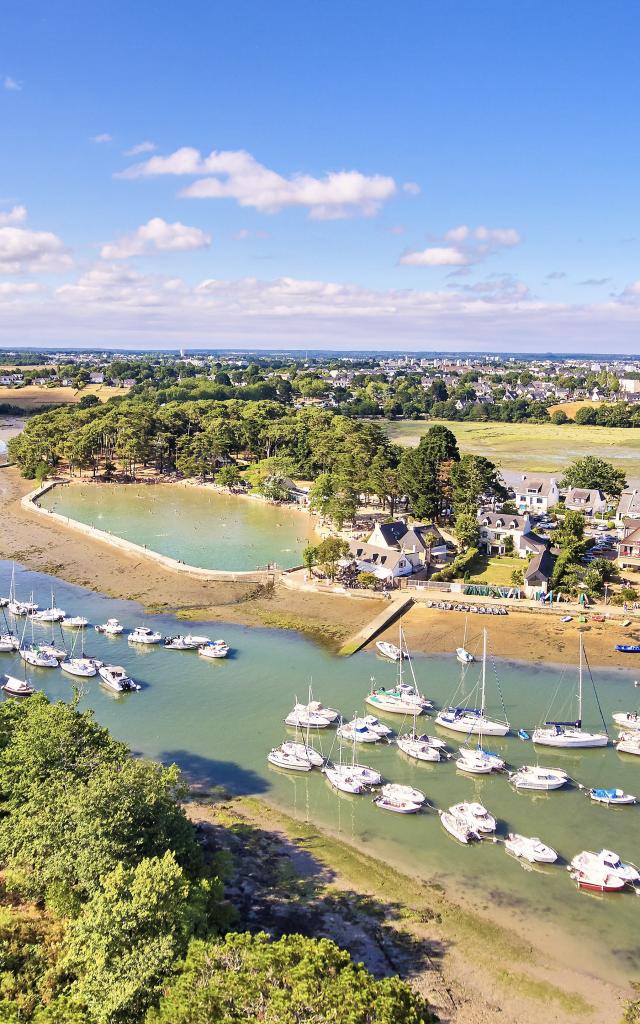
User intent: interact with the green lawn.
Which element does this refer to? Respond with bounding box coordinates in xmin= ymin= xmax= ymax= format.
xmin=385 ymin=418 xmax=640 ymax=479
xmin=467 ymin=553 xmax=525 ymax=586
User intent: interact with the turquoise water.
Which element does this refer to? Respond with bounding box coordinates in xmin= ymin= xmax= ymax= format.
xmin=1 ymin=559 xmax=639 ymax=986
xmin=39 ymin=483 xmax=319 ymax=570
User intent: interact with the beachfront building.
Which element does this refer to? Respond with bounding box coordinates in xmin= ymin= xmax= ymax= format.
xmin=367 ymin=520 xmax=447 ymax=565
xmin=617 ymin=520 xmax=640 ymax=569
xmin=563 ymin=487 xmax=607 ymax=518
xmin=524 ymin=547 xmax=556 ymax=594
xmin=616 ymin=489 xmax=640 ymax=528
xmin=514 ymin=475 xmax=560 ymax=514
xmin=477 ymin=512 xmax=546 ymax=558
xmin=345 ymin=540 xmax=415 ymax=581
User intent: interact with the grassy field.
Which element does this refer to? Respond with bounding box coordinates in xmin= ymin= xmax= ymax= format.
xmin=0 ymin=384 xmax=128 ymax=408
xmin=467 ymin=553 xmax=524 ymax=585
xmin=386 ymin=418 xmax=640 ymax=479
xmin=547 ymin=399 xmax=602 ymax=419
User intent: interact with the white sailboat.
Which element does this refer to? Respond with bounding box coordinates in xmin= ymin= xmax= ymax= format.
xmin=366 ymin=627 xmax=432 ymax=715
xmin=19 ymin=603 xmax=59 ymax=668
xmin=337 ymin=715 xmax=392 ymax=744
xmin=532 ymin=638 xmax=608 ymax=748
xmin=374 ymin=794 xmax=422 ymax=813
xmin=436 ymin=628 xmax=509 ymax=736
xmin=0 ymin=633 xmax=19 ymax=652
xmin=456 ymin=616 xmax=474 ymax=664
xmin=33 ymin=591 xmax=65 ymax=622
xmin=7 ymin=566 xmax=38 ymax=617
xmin=455 ymin=633 xmax=507 ymax=774
xmin=267 ymin=747 xmax=312 ymax=771
xmin=381 ymin=782 xmax=425 ymax=804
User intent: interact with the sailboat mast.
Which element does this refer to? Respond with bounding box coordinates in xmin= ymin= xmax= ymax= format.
xmin=578 ymin=636 xmax=583 ymax=725
xmin=481 ymin=628 xmax=487 ymax=715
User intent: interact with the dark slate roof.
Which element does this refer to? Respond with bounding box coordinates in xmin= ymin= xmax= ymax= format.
xmin=525 ymin=547 xmax=556 ymax=582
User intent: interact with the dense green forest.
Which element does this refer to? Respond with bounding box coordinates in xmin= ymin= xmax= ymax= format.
xmin=0 ymin=694 xmax=434 ymax=1024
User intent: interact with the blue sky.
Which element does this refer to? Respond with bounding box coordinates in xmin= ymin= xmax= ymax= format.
xmin=1 ymin=0 xmax=639 ymax=351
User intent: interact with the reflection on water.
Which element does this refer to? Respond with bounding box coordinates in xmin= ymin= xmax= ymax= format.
xmin=39 ymin=483 xmax=319 ymax=570
xmin=1 ymin=559 xmax=639 ymax=985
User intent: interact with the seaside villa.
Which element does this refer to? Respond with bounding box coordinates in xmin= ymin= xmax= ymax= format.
xmin=514 ymin=475 xmax=560 ymax=514
xmin=342 ymin=518 xmax=448 ymax=583
xmin=563 ymin=487 xmax=606 ymax=518
xmin=477 ymin=512 xmax=547 ymax=558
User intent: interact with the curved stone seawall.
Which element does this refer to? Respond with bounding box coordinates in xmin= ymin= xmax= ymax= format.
xmin=22 ymin=479 xmax=276 ymax=584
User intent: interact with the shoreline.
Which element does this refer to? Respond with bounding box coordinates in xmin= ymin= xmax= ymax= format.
xmin=187 ymin=791 xmax=629 ymax=1024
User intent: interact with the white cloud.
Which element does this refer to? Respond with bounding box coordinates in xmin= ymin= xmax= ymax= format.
xmin=445 ymin=224 xmax=520 ymax=247
xmin=402 ymin=182 xmax=421 ymax=195
xmin=91 ymin=133 xmax=113 ymax=144
xmin=117 ymin=146 xmax=397 ymax=219
xmin=123 ymin=141 xmax=157 ymax=156
xmin=100 ymin=217 xmax=211 ymax=260
xmin=400 ymin=246 xmax=470 ymax=267
xmin=3 ymin=76 xmax=21 ymax=91
xmin=0 ymin=225 xmax=71 ymax=273
xmin=0 ymin=205 xmax=27 ymax=226
xmin=0 ymin=281 xmax=39 ymax=298
xmin=444 ymin=225 xmax=471 ymax=242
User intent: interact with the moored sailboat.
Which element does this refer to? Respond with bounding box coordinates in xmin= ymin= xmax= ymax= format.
xmin=436 ymin=628 xmax=509 ymax=737
xmin=532 ymin=638 xmax=608 ymax=748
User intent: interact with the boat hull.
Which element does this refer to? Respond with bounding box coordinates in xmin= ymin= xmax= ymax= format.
xmin=436 ymin=714 xmax=509 ymax=736
xmin=532 ymin=730 xmax=608 ymax=748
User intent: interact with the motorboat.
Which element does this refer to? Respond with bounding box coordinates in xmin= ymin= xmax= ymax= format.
xmin=589 ymin=787 xmax=637 ymax=806
xmin=504 ymin=833 xmax=558 ymax=864
xmin=439 ymin=809 xmax=480 ymax=844
xmin=396 ymin=732 xmax=444 ymax=762
xmin=164 ymin=635 xmax=201 ymax=650
xmin=95 ymin=618 xmax=124 ymax=635
xmin=616 ymin=732 xmax=640 ymax=756
xmin=436 ymin=629 xmax=509 ymax=736
xmin=0 ymin=634 xmax=19 ymax=652
xmin=450 ymin=801 xmax=496 ymax=833
xmin=285 ymin=703 xmax=334 ymax=729
xmin=198 ymin=640 xmax=230 ymax=659
xmin=267 ymin=747 xmax=312 ymax=772
xmin=323 ymin=765 xmax=366 ymax=794
xmin=1 ymin=674 xmax=36 ymax=696
xmin=183 ymin=634 xmax=210 ymax=645
xmin=569 ymin=850 xmax=638 ymax=890
xmin=128 ymin=626 xmax=163 ymax=645
xmin=365 ymin=682 xmax=432 ymax=716
xmin=381 ymin=783 xmax=425 ymax=804
xmin=280 ymin=741 xmax=324 ymax=767
xmin=374 ymin=794 xmax=422 ymax=814
xmin=456 ymin=747 xmax=504 ymax=774
xmin=19 ymin=645 xmax=58 ymax=669
xmin=612 ymin=712 xmax=640 ymax=732
xmin=532 ymin=638 xmax=608 ymax=748
xmin=570 ymin=867 xmax=626 ymax=892
xmin=456 ymin=647 xmax=474 ymax=664
xmin=8 ymin=600 xmax=38 ymax=616
xmin=509 ymin=765 xmax=568 ymax=791
xmin=376 ymin=640 xmax=402 ymax=661
xmin=60 ymin=657 xmax=99 ymax=678
xmin=338 ymin=716 xmax=392 ymax=744
xmin=98 ymin=664 xmax=140 ymax=693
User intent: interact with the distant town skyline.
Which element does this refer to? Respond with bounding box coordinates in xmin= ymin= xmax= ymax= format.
xmin=2 ymin=1 xmax=639 ymax=351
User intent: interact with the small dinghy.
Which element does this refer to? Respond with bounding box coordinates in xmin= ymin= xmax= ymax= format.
xmin=456 ymin=646 xmax=474 ymax=664
xmin=589 ymin=787 xmax=637 ymax=806
xmin=616 ymin=645 xmax=640 ymax=654
xmin=95 ymin=618 xmax=124 ymax=635
xmin=396 ymin=731 xmax=444 ymax=762
xmin=439 ymin=809 xmax=480 ymax=844
xmin=98 ymin=665 xmax=140 ymax=693
xmin=509 ymin=765 xmax=568 ymax=791
xmin=612 ymin=711 xmax=640 ymax=732
xmin=198 ymin=640 xmax=230 ymax=659
xmin=374 ymin=794 xmax=422 ymax=814
xmin=0 ymin=634 xmax=19 ymax=653
xmin=375 ymin=641 xmax=402 ymax=661
xmin=504 ymin=833 xmax=558 ymax=864
xmin=280 ymin=741 xmax=324 ymax=767
xmin=128 ymin=626 xmax=163 ymax=645
xmin=381 ymin=783 xmax=425 ymax=804
xmin=63 ymin=616 xmax=89 ymax=629
xmin=450 ymin=801 xmax=496 ymax=833
xmin=2 ymin=674 xmax=36 ymax=696
xmin=267 ymin=747 xmax=312 ymax=772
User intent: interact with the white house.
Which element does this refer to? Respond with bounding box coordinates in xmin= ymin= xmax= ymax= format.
xmin=346 ymin=541 xmax=414 ymax=580
xmin=616 ymin=489 xmax=640 ymax=528
xmin=514 ymin=475 xmax=560 ymax=514
xmin=368 ymin=520 xmax=447 ymax=566
xmin=89 ymin=372 xmax=105 ymax=385
xmin=477 ymin=512 xmax=546 ymax=558
xmin=563 ymin=487 xmax=607 ymax=518
xmin=617 ymin=520 xmax=640 ymax=570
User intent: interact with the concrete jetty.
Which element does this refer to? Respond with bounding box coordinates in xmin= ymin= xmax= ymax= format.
xmin=338 ymin=593 xmax=414 ymax=656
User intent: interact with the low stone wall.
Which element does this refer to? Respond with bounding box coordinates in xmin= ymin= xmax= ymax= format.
xmin=22 ymin=479 xmax=275 ymax=584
